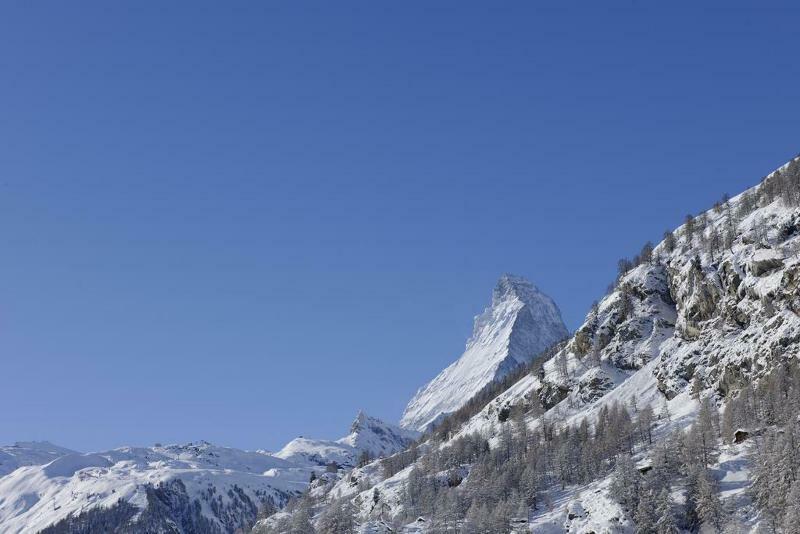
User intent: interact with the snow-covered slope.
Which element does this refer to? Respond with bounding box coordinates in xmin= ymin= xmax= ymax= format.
xmin=276 ymin=412 xmax=418 ymax=468
xmin=400 ymin=274 xmax=568 ymax=431
xmin=0 ymin=441 xmax=77 ymax=477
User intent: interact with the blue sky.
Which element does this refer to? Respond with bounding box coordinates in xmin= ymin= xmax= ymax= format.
xmin=1 ymin=1 xmax=799 ymax=453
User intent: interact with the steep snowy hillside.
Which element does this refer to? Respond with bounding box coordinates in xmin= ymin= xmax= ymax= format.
xmin=400 ymin=274 xmax=568 ymax=431
xmin=276 ymin=412 xmax=418 ymax=468
xmin=0 ymin=441 xmax=309 ymax=534
xmin=261 ymin=155 xmax=800 ymax=534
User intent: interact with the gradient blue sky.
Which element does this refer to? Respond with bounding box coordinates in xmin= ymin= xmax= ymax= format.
xmin=2 ymin=1 xmax=799 ymax=453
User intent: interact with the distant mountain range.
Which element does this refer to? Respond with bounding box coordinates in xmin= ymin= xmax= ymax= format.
xmin=0 ymin=412 xmax=415 ymax=533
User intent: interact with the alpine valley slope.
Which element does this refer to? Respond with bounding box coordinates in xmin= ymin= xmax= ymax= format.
xmin=400 ymin=274 xmax=569 ymax=432
xmin=261 ymin=155 xmax=800 ymax=533
xmin=0 ymin=412 xmax=414 ymax=533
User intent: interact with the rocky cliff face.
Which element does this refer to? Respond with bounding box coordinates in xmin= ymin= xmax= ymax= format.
xmin=652 ymin=173 xmax=800 ymax=400
xmin=399 ymin=274 xmax=568 ymax=431
xmin=481 ymin=157 xmax=800 ymax=424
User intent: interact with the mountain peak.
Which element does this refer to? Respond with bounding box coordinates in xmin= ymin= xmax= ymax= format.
xmin=496 ymin=272 xmax=534 ymax=292
xmin=276 ymin=412 xmax=418 ymax=468
xmin=493 ymin=273 xmax=544 ymax=305
xmin=401 ymin=276 xmax=568 ymax=431
xmin=348 ymin=410 xmax=376 ymax=434
xmin=340 ymin=412 xmax=419 ymax=458
xmin=350 ymin=410 xmax=373 ymax=432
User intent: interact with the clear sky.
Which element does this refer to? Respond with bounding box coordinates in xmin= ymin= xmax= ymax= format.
xmin=1 ymin=1 xmax=799 ymax=453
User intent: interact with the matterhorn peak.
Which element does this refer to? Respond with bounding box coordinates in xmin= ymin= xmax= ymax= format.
xmin=400 ymin=275 xmax=568 ymax=431
xmin=494 ymin=273 xmax=539 ymax=301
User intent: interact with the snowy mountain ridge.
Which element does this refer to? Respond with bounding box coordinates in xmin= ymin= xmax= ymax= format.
xmin=0 ymin=441 xmax=78 ymax=478
xmin=400 ymin=274 xmax=568 ymax=431
xmin=0 ymin=412 xmax=413 ymax=533
xmin=0 ymin=439 xmax=307 ymax=534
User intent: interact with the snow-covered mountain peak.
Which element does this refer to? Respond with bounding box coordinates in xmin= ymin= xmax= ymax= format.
xmin=339 ymin=411 xmax=419 ymax=458
xmin=348 ymin=410 xmax=371 ymax=433
xmin=401 ymin=275 xmax=568 ymax=431
xmin=275 ymin=412 xmax=418 ymax=469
